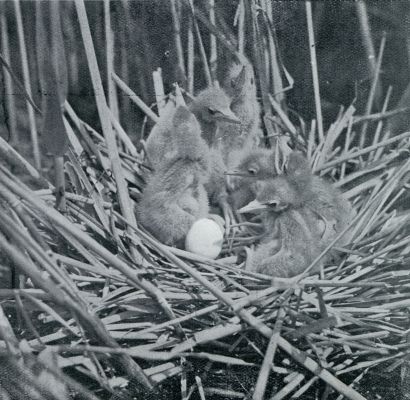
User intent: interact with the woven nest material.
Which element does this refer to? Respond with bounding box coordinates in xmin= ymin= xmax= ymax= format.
xmin=0 ymin=96 xmax=410 ymax=400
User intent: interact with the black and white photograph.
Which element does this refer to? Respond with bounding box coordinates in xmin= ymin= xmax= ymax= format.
xmin=0 ymin=0 xmax=409 ymax=399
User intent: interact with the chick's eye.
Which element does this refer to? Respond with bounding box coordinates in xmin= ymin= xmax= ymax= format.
xmin=250 ymin=78 xmax=254 ymax=85
xmin=248 ymin=168 xmax=257 ymax=175
xmin=267 ymin=199 xmax=286 ymax=211
xmin=208 ymin=107 xmax=216 ymax=115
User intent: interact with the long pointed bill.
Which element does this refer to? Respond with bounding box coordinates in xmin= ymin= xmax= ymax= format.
xmin=238 ymin=200 xmax=268 ymax=214
xmin=217 ymin=109 xmax=241 ymax=124
xmin=224 ymin=170 xmax=251 ymax=177
xmin=232 ymin=66 xmax=246 ymax=90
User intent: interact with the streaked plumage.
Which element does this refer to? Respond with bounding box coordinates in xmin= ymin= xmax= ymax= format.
xmin=218 ymin=58 xmax=261 ymax=167
xmin=239 ymin=151 xmax=354 ymax=277
xmin=145 ymin=86 xmax=240 ymax=168
xmin=137 ymin=106 xmax=210 ymax=246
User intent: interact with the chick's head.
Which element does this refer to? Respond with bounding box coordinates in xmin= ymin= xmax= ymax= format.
xmin=225 ymin=149 xmax=275 ymax=192
xmin=190 ymin=87 xmax=240 ymax=125
xmin=231 ymin=149 xmax=275 ymax=180
xmin=224 ymin=61 xmax=256 ymax=100
xmin=238 ymin=177 xmax=300 ymax=215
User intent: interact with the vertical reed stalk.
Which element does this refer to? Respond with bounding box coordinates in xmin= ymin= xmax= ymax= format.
xmin=356 ymin=0 xmax=382 ymax=106
xmin=14 ymin=0 xmax=41 ymax=169
xmin=369 ymin=86 xmax=392 ymax=161
xmin=170 ymin=0 xmax=187 ymax=85
xmin=65 ymin=2 xmax=79 ymax=93
xmin=153 ymin=68 xmax=166 ymax=116
xmin=208 ymin=0 xmax=217 ymax=81
xmin=188 ymin=0 xmax=212 ymax=86
xmin=237 ymin=0 xmax=245 ymax=54
xmin=119 ymin=2 xmax=131 ymax=130
xmin=187 ymin=13 xmax=195 ymax=93
xmin=306 ymin=1 xmax=324 ymax=141
xmin=359 ymin=32 xmax=386 ymax=149
xmin=74 ymin=0 xmax=138 ymax=235
xmin=263 ymin=0 xmax=284 ymax=103
xmin=104 ymin=0 xmax=119 ymax=118
xmin=0 ymin=11 xmax=18 ymax=144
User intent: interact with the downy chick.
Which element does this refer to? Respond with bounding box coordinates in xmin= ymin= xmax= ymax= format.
xmin=189 ymin=86 xmax=241 ymax=146
xmin=189 ymin=86 xmax=240 ymax=226
xmin=136 ymin=106 xmax=210 ymax=246
xmin=218 ymin=57 xmax=261 ymax=166
xmin=284 ymin=152 xmax=355 ymax=246
xmin=225 ymin=148 xmax=276 ymax=210
xmin=239 ymin=151 xmax=354 ymax=277
xmin=144 ymin=101 xmax=178 ymax=167
xmin=145 ymin=87 xmax=240 ymax=169
xmin=239 ymin=177 xmax=321 ymax=278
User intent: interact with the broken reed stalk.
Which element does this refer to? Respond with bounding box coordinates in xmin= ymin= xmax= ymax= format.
xmin=305 ymin=1 xmax=324 ymax=141
xmin=54 ymin=156 xmax=66 ymax=212
xmin=369 ymin=85 xmax=392 ymax=160
xmin=359 ymin=32 xmax=386 ymax=149
xmin=153 ymin=68 xmax=166 ymax=116
xmin=13 ymin=0 xmax=41 ymax=169
xmin=0 ymin=11 xmax=17 ymax=143
xmin=170 ymin=0 xmax=186 ymax=83
xmin=104 ymin=0 xmax=119 ymax=118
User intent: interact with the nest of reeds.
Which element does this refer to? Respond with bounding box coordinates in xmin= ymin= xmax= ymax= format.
xmin=1 ymin=1 xmax=410 ymax=400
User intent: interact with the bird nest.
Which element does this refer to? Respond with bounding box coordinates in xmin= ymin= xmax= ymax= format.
xmin=0 ymin=95 xmax=409 ymax=400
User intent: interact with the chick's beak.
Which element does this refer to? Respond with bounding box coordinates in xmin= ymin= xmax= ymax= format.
xmin=224 ymin=169 xmax=246 ymax=177
xmin=218 ymin=109 xmax=241 ymax=124
xmin=232 ymin=66 xmax=247 ymax=89
xmin=238 ymin=200 xmax=268 ymax=214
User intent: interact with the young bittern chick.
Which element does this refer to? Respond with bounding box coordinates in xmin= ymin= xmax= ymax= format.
xmin=239 ymin=151 xmax=354 ymax=277
xmin=218 ymin=57 xmax=261 ymax=166
xmin=284 ymin=152 xmax=354 ymax=245
xmin=189 ymin=86 xmax=240 ymax=229
xmin=239 ymin=176 xmax=322 ymax=277
xmin=144 ymin=102 xmax=178 ymax=168
xmin=137 ymin=106 xmax=210 ymax=246
xmin=145 ymin=86 xmax=240 ymax=168
xmin=225 ymin=148 xmax=276 ymax=210
xmin=189 ymin=86 xmax=241 ymax=146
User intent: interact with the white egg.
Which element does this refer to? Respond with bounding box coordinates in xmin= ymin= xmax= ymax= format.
xmin=185 ymin=218 xmax=224 ymax=259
